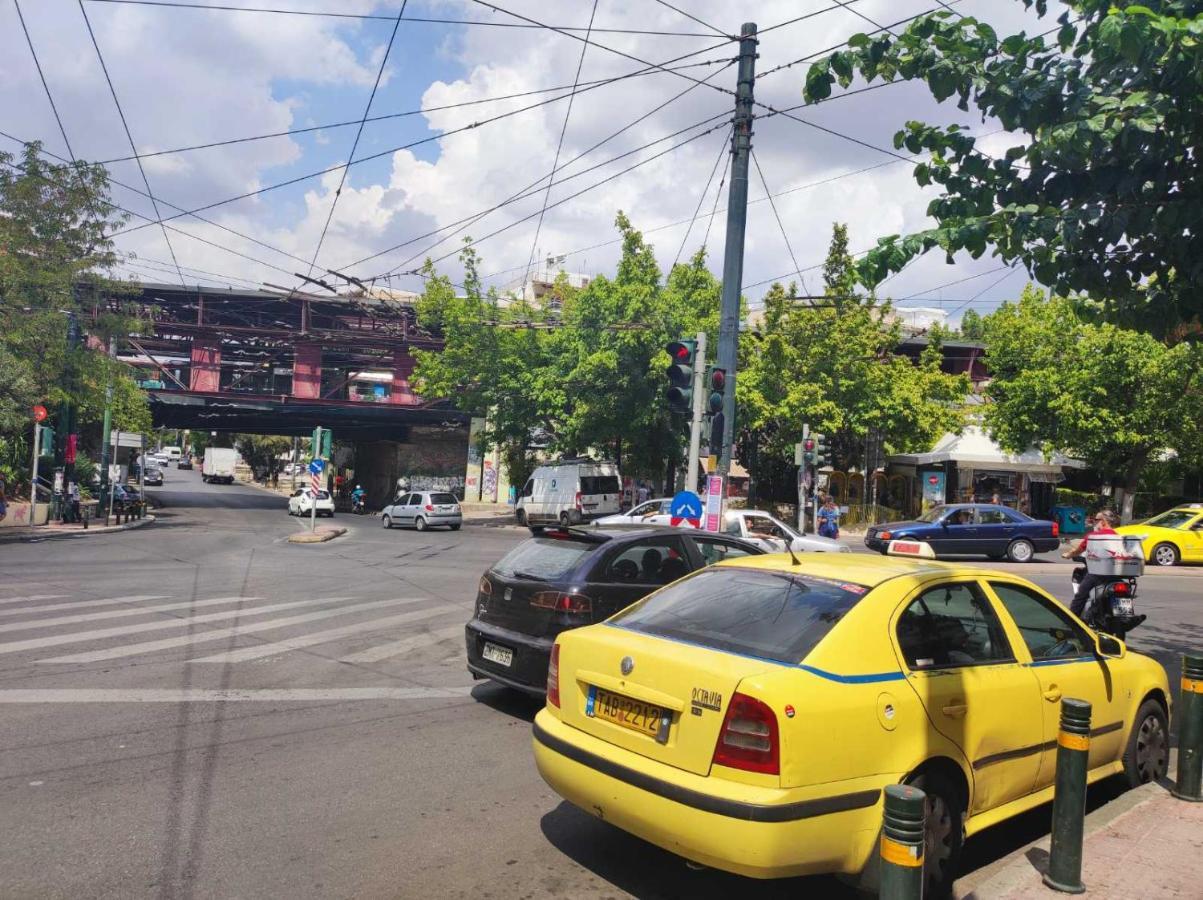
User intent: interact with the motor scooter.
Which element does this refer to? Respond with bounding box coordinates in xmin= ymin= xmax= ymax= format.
xmin=1070 ymin=532 xmax=1148 ymax=640
xmin=351 ymin=495 xmax=367 ymax=515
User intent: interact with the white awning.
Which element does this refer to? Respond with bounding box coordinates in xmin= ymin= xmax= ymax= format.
xmin=889 ymin=426 xmax=1084 ymax=473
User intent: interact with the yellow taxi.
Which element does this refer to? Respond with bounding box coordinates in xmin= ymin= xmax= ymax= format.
xmin=1116 ymin=504 xmax=1203 ymax=567
xmin=532 ymin=554 xmax=1169 ymax=895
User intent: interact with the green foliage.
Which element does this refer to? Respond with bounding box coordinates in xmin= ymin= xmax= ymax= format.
xmin=235 ymin=434 xmax=292 ymax=475
xmin=959 ymin=308 xmax=985 ymax=341
xmin=803 ymin=2 xmax=1203 ymax=339
xmin=982 ymin=285 xmax=1203 ymax=492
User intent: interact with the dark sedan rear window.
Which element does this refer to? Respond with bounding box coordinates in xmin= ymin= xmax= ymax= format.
xmin=610 ymin=568 xmax=867 ymax=664
xmin=492 ymin=537 xmax=598 ymax=580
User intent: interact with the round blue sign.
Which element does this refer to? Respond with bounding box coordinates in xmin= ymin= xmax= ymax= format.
xmin=670 ymin=490 xmax=703 ymax=520
xmin=308 ymin=459 xmax=325 ymax=475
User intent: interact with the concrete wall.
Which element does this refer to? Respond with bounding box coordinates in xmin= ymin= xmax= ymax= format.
xmin=0 ymin=502 xmax=50 ymax=527
xmin=353 ymin=425 xmax=470 ymax=507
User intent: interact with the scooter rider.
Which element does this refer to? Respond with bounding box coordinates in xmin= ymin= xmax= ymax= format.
xmin=351 ymin=484 xmax=366 ymax=511
xmin=1061 ymin=508 xmax=1119 ymax=616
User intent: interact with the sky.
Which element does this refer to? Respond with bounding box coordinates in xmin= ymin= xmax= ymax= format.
xmin=0 ymin=0 xmax=1068 ymax=323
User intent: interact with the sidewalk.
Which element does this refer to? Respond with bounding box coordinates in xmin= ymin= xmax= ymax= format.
xmin=957 ymin=779 xmax=1203 ymax=899
xmin=0 ymin=514 xmax=155 ymax=543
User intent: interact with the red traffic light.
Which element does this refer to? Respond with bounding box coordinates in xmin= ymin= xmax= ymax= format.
xmin=665 ymin=340 xmax=696 ymax=362
xmin=803 ymin=438 xmax=815 ymax=451
xmin=709 ymin=367 xmax=726 ymax=391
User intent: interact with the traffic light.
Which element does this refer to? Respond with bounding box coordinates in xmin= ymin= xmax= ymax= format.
xmin=813 ymin=432 xmax=830 ymax=467
xmin=664 ymin=340 xmax=696 ymax=413
xmin=310 ymin=426 xmax=332 ymax=460
xmin=802 ymin=437 xmax=815 ymax=465
xmin=706 ymin=367 xmax=726 ymax=415
xmin=38 ymin=425 xmax=55 ymax=457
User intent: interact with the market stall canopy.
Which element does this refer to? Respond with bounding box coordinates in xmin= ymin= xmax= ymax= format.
xmin=889 ymin=426 xmax=1084 ymax=474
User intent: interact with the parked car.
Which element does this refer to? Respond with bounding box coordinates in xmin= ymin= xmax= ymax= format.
xmin=533 ymin=553 xmax=1169 ymax=895
xmin=515 ymin=460 xmax=622 ymax=528
xmin=380 ymin=491 xmax=463 ymax=531
xmin=466 ymin=524 xmax=765 ymax=695
xmin=864 ymin=503 xmax=1060 ymax=562
xmin=722 ymin=509 xmax=849 ymax=554
xmin=288 ymin=489 xmax=334 ymax=517
xmin=593 ymin=497 xmax=673 ymax=525
xmin=142 ymin=465 xmax=163 ymax=486
xmin=1115 ymin=503 xmax=1203 ymax=567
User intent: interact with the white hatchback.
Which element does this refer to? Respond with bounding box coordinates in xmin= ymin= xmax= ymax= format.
xmin=288 ymin=489 xmax=335 ymax=517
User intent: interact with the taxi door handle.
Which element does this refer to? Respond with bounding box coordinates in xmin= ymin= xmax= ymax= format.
xmin=1043 ymin=687 xmax=1063 ymax=703
xmin=941 ymin=703 xmax=968 ymax=718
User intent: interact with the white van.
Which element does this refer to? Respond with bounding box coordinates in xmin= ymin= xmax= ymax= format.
xmin=163 ymin=446 xmax=182 ymax=463
xmin=515 ymin=460 xmax=622 ymax=528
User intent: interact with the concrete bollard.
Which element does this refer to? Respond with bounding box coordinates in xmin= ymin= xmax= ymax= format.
xmin=1043 ymin=697 xmax=1091 ymax=894
xmin=880 ymin=783 xmax=925 ymax=900
xmin=1173 ymin=654 xmax=1203 ymax=802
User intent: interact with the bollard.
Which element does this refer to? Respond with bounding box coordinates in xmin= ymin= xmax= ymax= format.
xmin=1043 ymin=697 xmax=1091 ymax=894
xmin=880 ymin=783 xmax=925 ymax=900
xmin=1173 ymin=654 xmax=1203 ymax=802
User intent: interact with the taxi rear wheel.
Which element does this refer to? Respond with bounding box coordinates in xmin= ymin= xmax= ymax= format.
xmin=1151 ymin=542 xmax=1179 ymax=567
xmin=1123 ymin=699 xmax=1169 ymax=788
xmin=906 ymin=770 xmax=966 ymax=899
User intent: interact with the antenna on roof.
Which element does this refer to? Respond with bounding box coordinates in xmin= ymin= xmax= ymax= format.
xmin=786 ymin=543 xmax=802 ymax=566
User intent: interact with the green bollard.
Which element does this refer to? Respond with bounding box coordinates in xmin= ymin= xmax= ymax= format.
xmin=880 ymin=783 xmax=925 ymax=900
xmin=1173 ymin=654 xmax=1203 ymax=802
xmin=1043 ymin=697 xmax=1091 ymax=894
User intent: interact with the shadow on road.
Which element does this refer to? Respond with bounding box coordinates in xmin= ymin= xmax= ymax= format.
xmin=469 ymin=682 xmax=542 ymax=722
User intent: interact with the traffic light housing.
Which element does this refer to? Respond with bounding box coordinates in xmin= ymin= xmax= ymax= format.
xmin=664 ymin=340 xmax=696 ymax=413
xmin=310 ymin=426 xmax=332 ymax=460
xmin=813 ymin=432 xmax=830 ymax=467
xmin=38 ymin=425 xmax=55 ymax=457
xmin=802 ymin=437 xmax=815 ymax=465
xmin=706 ymin=367 xmax=726 ymax=415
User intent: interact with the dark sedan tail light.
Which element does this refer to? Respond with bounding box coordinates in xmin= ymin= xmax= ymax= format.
xmin=1052 ymin=521 xmax=1060 ymax=537
xmin=530 ymin=592 xmax=592 ymax=613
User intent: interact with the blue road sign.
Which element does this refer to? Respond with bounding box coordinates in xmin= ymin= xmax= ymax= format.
xmin=373 ymin=384 xmax=386 ymax=398
xmin=670 ymin=490 xmax=703 ymax=524
xmin=308 ymin=459 xmax=325 ymax=475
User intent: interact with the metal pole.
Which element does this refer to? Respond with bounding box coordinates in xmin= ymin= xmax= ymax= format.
xmin=290 ymin=436 xmax=298 ymax=493
xmin=879 ymin=783 xmax=926 ymax=900
xmin=1043 ymin=697 xmax=1091 ymax=894
xmin=686 ymin=332 xmax=707 ymax=494
xmin=1173 ymin=654 xmax=1203 ymax=802
xmin=797 ymin=423 xmax=809 ymax=533
xmin=715 ymin=23 xmax=757 ymax=476
xmin=29 ymin=423 xmax=41 ymax=527
xmin=98 ymin=338 xmax=116 ymax=514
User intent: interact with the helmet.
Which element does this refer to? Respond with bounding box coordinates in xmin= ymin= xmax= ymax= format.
xmin=356 ymin=484 xmax=361 ymax=489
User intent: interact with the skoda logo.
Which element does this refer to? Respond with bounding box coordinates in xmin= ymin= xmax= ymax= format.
xmin=620 ymin=656 xmax=634 ymax=676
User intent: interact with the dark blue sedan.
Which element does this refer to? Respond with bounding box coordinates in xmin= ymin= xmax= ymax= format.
xmin=864 ymin=503 xmax=1060 ymax=562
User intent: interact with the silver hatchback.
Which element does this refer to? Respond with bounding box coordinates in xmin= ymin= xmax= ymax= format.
xmin=381 ymin=490 xmax=463 ymax=531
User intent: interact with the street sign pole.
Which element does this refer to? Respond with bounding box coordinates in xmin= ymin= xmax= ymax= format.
xmin=686 ymin=332 xmax=706 ymax=494
xmin=797 ymin=423 xmax=809 ymax=533
xmin=715 ymin=23 xmax=757 ymax=477
xmin=29 ymin=422 xmax=40 ymax=528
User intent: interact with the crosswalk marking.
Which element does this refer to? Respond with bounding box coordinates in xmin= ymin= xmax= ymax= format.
xmin=0 ymin=596 xmax=264 ymax=634
xmin=0 ymin=596 xmax=356 ymax=657
xmin=36 ymin=598 xmax=423 ymax=664
xmin=0 ymin=594 xmax=172 ymax=618
xmin=340 ymin=625 xmax=465 ymax=664
xmin=0 ymin=687 xmax=473 ymax=703
xmin=191 ymin=607 xmax=453 ymax=663
xmin=0 ymin=594 xmax=72 ymax=607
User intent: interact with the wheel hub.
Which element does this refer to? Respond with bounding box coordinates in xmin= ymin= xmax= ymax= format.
xmin=1136 ymin=714 xmax=1168 ymax=781
xmin=924 ymin=794 xmax=953 ymax=875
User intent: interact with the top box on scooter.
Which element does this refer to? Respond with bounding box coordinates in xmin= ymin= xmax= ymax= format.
xmin=1084 ymin=534 xmax=1145 ymax=577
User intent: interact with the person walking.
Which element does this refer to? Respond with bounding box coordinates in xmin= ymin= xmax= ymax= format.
xmin=0 ymin=471 xmax=7 ymax=522
xmin=636 ymin=481 xmax=650 ymax=505
xmin=1062 ymin=508 xmax=1119 ymax=616
xmin=817 ymin=495 xmax=840 ymax=540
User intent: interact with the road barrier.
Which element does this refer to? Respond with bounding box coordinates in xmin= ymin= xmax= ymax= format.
xmin=1174 ymin=654 xmax=1203 ymax=802
xmin=1043 ymin=697 xmax=1091 ymax=894
xmin=879 ymin=783 xmax=925 ymax=900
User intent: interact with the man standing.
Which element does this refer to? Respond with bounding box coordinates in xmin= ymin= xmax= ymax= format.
xmin=636 ymin=481 xmax=650 ymax=505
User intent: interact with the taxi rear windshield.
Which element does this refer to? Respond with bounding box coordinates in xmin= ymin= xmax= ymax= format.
xmin=610 ymin=568 xmax=867 ymax=664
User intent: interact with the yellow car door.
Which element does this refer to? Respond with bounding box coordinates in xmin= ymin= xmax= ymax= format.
xmin=1183 ymin=515 xmax=1203 ymax=562
xmin=891 ymin=579 xmax=1044 ymax=814
xmin=985 ymin=580 xmax=1126 ymax=784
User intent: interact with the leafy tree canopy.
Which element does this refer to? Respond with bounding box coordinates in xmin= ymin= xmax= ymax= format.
xmin=804 ymin=2 xmax=1203 ymax=341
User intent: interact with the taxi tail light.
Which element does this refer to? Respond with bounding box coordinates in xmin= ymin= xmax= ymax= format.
xmin=530 ymin=592 xmax=592 ymax=613
xmin=547 ymin=643 xmax=561 ymax=708
xmin=712 ymin=692 xmax=779 ymax=775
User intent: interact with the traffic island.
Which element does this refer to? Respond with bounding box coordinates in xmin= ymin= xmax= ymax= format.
xmin=288 ymin=526 xmax=346 ymax=544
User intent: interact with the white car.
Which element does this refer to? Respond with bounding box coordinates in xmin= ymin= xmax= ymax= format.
xmin=722 ymin=509 xmax=849 ymax=554
xmin=593 ymin=497 xmax=674 ymax=525
xmin=288 ymin=489 xmax=335 ymax=518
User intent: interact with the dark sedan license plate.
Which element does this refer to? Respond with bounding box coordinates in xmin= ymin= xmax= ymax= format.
xmin=587 ymin=686 xmax=668 ymax=741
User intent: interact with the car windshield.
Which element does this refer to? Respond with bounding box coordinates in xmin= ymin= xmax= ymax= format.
xmin=492 ymin=537 xmax=597 ymax=581
xmin=1144 ymin=510 xmax=1197 ymax=530
xmin=916 ymin=506 xmax=948 ymax=523
xmin=611 ymin=568 xmax=867 ymax=664
xmin=430 ymin=493 xmax=458 ymax=505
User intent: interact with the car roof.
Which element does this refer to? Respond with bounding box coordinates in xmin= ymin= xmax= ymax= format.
xmin=717 ymin=552 xmax=963 ymax=586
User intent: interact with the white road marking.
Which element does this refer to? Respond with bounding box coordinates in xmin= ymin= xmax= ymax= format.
xmin=0 ymin=594 xmax=73 ymax=606
xmin=0 ymin=594 xmax=171 ymax=617
xmin=0 ymin=596 xmax=357 ymax=656
xmin=191 ymin=608 xmax=453 ymax=663
xmin=36 ymin=598 xmax=421 ymax=663
xmin=0 ymin=687 xmax=473 ymax=703
xmin=0 ymin=597 xmax=264 ymax=633
xmin=340 ymin=625 xmax=465 ymax=664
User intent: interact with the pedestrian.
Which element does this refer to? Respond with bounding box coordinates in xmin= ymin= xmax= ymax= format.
xmin=68 ymin=480 xmax=81 ymax=524
xmin=817 ymin=494 xmax=840 ymax=540
xmin=0 ymin=470 xmax=7 ymax=522
xmin=636 ymin=481 xmax=650 ymax=505
xmin=990 ymin=491 xmax=1002 ymax=506
xmin=271 ymin=468 xmax=279 ymax=489
xmin=1061 ymin=509 xmax=1119 ymax=616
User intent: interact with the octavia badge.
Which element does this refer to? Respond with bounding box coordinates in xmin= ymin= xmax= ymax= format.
xmin=620 ymin=656 xmax=634 ymax=676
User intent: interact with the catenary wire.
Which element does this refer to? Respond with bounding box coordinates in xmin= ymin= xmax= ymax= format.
xmin=700 ymin=146 xmax=728 ymax=254
xmin=647 ymin=0 xmax=728 ymax=38
xmin=757 ymin=0 xmax=868 ymax=36
xmin=672 ymin=125 xmax=730 ymax=272
xmin=751 ymin=148 xmax=808 ymax=295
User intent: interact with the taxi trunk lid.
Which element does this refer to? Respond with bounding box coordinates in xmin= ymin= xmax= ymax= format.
xmin=556 ymin=623 xmax=774 ymax=777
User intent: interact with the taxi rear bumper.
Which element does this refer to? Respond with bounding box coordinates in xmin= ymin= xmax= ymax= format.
xmin=532 ymin=709 xmax=885 ymax=879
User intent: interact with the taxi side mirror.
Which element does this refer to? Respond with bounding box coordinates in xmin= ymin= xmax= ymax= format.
xmin=1096 ymin=633 xmax=1125 ymax=659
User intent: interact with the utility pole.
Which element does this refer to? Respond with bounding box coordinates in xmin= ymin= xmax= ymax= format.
xmin=53 ymin=311 xmax=82 ymax=522
xmin=715 ymin=23 xmax=757 ymax=477
xmin=686 ymin=332 xmax=706 ymax=494
xmin=29 ymin=423 xmax=41 ymax=527
xmin=99 ymin=337 xmax=116 ymax=517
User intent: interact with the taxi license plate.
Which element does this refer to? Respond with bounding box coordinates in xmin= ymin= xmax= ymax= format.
xmin=587 ymin=686 xmax=667 ymax=741
xmin=482 ymin=642 xmax=512 ymax=667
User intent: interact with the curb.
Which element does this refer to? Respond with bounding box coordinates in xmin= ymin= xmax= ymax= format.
xmin=0 ymin=514 xmax=155 ymax=544
xmin=288 ymin=526 xmax=347 ymax=544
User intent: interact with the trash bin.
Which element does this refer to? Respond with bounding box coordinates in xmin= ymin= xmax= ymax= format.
xmin=1052 ymin=505 xmax=1088 ymax=535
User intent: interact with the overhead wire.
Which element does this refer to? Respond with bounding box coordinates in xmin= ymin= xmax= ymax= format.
xmin=671 ymin=125 xmax=730 ymax=272
xmin=757 ymin=0 xmax=868 ymax=36
xmin=750 ymin=148 xmax=807 ymax=295
xmin=647 ymin=0 xmax=729 ymax=38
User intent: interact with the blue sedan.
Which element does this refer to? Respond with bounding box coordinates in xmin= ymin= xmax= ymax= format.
xmin=864 ymin=503 xmax=1060 ymax=562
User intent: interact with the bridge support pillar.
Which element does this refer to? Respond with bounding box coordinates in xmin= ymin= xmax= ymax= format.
xmin=389 ymin=349 xmax=419 ymax=406
xmin=189 ymin=334 xmax=222 ymax=393
xmin=292 ymin=342 xmax=322 ymax=399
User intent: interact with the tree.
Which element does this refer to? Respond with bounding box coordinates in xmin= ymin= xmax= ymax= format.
xmin=738 ymin=224 xmax=970 ymax=498
xmin=959 ymin=309 xmax=985 ymax=341
xmin=235 ymin=434 xmax=292 ymax=478
xmin=804 ymin=3 xmax=1203 ymax=339
xmin=982 ymin=286 xmax=1203 ymax=519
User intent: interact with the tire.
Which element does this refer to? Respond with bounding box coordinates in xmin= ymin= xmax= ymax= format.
xmin=382 ymin=515 xmax=393 ymax=529
xmin=905 ymin=770 xmax=966 ymax=899
xmin=415 ymin=516 xmax=427 ymax=532
xmin=1123 ymin=699 xmax=1169 ymax=788
xmin=1151 ymin=542 xmax=1180 ymax=567
xmin=515 ymin=509 xmax=527 ymax=527
xmin=559 ymin=512 xmax=571 ymax=527
xmin=1006 ymin=538 xmax=1035 ymax=563
xmin=450 ymin=524 xmax=461 ymax=531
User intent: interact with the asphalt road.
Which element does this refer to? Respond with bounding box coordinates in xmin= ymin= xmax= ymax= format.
xmin=0 ymin=470 xmax=1199 ymax=899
